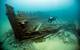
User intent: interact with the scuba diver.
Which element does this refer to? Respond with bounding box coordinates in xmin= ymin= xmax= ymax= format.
xmin=48 ymin=16 xmax=56 ymax=23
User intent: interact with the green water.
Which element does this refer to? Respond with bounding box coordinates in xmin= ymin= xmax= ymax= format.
xmin=0 ymin=0 xmax=79 ymax=50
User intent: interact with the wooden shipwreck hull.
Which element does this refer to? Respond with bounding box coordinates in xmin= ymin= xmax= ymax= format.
xmin=5 ymin=4 xmax=61 ymax=41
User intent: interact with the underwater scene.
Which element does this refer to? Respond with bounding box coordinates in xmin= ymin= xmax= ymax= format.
xmin=0 ymin=0 xmax=80 ymax=50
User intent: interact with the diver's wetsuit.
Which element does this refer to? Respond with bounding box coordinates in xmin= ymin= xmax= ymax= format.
xmin=48 ymin=16 xmax=56 ymax=23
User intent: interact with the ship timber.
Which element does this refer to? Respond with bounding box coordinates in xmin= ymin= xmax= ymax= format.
xmin=5 ymin=4 xmax=62 ymax=41
xmin=5 ymin=4 xmax=24 ymax=40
